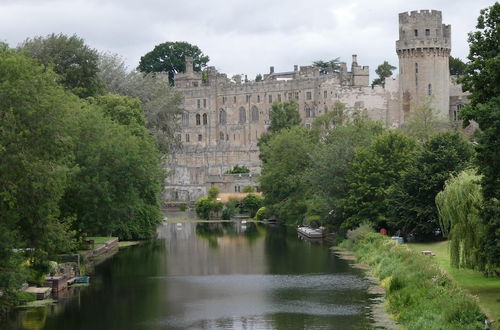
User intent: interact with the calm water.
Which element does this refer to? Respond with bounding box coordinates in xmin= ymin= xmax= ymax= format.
xmin=9 ymin=221 xmax=379 ymax=329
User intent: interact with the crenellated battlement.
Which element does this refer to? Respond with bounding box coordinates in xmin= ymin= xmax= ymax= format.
xmin=397 ymin=9 xmax=451 ymax=51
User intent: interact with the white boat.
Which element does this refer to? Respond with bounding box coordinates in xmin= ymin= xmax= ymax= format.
xmin=297 ymin=226 xmax=325 ymax=239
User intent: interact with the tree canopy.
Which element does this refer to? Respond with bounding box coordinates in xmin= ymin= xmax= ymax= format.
xmin=372 ymin=61 xmax=396 ymax=87
xmin=19 ymin=33 xmax=103 ymax=98
xmin=449 ymin=56 xmax=467 ymax=76
xmin=138 ymin=41 xmax=209 ymax=85
xmin=458 ymin=3 xmax=500 ymax=273
xmin=98 ymin=53 xmax=183 ymax=153
xmin=389 ymin=131 xmax=473 ymax=240
xmin=313 ymin=58 xmax=340 ymax=74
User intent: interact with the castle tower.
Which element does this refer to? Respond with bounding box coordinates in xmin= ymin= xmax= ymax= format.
xmin=397 ymin=10 xmax=451 ymax=122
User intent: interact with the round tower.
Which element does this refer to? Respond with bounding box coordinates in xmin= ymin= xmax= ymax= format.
xmin=396 ymin=10 xmax=451 ymax=122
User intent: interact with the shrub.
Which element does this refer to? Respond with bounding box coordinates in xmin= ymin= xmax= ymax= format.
xmin=255 ymin=206 xmax=269 ymax=220
xmin=207 ymin=186 xmax=220 ymax=199
xmin=243 ymin=185 xmax=255 ymax=193
xmin=242 ymin=194 xmax=264 ymax=217
xmin=226 ymin=165 xmax=250 ymax=174
xmin=179 ymin=204 xmax=188 ymax=212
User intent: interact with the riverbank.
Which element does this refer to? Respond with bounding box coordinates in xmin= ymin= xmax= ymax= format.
xmin=342 ymin=232 xmax=487 ymax=329
xmin=407 ymin=241 xmax=500 ymax=324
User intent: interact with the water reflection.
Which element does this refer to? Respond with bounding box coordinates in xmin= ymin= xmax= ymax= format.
xmin=11 ymin=221 xmax=375 ymax=330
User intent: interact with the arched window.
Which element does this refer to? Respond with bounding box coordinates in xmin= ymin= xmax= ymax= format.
xmin=251 ymin=106 xmax=259 ymax=122
xmin=182 ymin=112 xmax=189 ymax=126
xmin=428 ymin=83 xmax=432 ymax=96
xmin=239 ymin=107 xmax=246 ymax=123
xmin=415 ymin=63 xmax=418 ymax=74
xmin=196 ymin=113 xmax=201 ymax=125
xmin=220 ymin=132 xmax=224 ymax=141
xmin=219 ymin=109 xmax=227 ymax=124
xmin=202 ymin=113 xmax=208 ymax=125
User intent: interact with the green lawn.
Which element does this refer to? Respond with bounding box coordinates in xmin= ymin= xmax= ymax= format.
xmin=86 ymin=236 xmax=115 ymax=245
xmin=408 ymin=241 xmax=500 ymax=324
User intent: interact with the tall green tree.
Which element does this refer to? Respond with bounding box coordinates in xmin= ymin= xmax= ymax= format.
xmin=342 ymin=132 xmax=417 ymax=230
xmin=138 ymin=41 xmax=209 ymax=85
xmin=260 ymin=127 xmax=315 ymax=224
xmin=313 ymin=58 xmax=340 ymax=74
xmin=19 ymin=33 xmax=103 ymax=98
xmin=401 ymin=100 xmax=450 ymax=142
xmin=436 ymin=169 xmax=485 ymax=270
xmin=98 ymin=53 xmax=183 ymax=153
xmin=0 ymin=47 xmax=78 ymax=307
xmin=306 ymin=117 xmax=384 ymax=228
xmin=449 ymin=56 xmax=467 ymax=76
xmin=61 ymin=96 xmax=164 ymax=240
xmin=389 ymin=132 xmax=473 ymax=240
xmin=371 ymin=61 xmax=396 ymax=87
xmin=258 ymin=100 xmax=302 ymax=160
xmin=459 ymin=3 xmax=500 ymax=272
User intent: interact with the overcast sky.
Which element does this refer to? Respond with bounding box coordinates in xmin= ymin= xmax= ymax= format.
xmin=0 ymin=0 xmax=493 ymax=80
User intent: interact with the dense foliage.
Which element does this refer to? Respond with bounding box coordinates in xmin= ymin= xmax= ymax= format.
xmin=98 ymin=53 xmax=183 ymax=153
xmin=0 ymin=38 xmax=170 ymax=314
xmin=459 ymin=3 xmax=500 ymax=273
xmin=436 ymin=170 xmax=485 ymax=269
xmin=371 ymin=61 xmax=396 ymax=87
xmin=225 ymin=165 xmax=250 ymax=174
xmin=19 ymin=33 xmax=103 ymax=98
xmin=389 ymin=132 xmax=473 ymax=240
xmin=259 ymin=126 xmax=315 ymax=224
xmin=138 ymin=41 xmax=209 ymax=85
xmin=342 ymin=131 xmax=417 ymax=230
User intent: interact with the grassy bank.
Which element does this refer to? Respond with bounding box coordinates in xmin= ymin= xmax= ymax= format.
xmin=349 ymin=232 xmax=486 ymax=329
xmin=408 ymin=241 xmax=500 ymax=323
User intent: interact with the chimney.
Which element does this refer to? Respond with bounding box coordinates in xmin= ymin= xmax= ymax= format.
xmin=351 ymin=54 xmax=358 ymax=66
xmin=270 ymin=66 xmax=274 ymax=74
xmin=185 ymin=56 xmax=193 ymax=74
xmin=294 ymin=65 xmax=298 ymax=71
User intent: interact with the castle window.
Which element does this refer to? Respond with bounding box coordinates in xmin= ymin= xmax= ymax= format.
xmin=219 ymin=109 xmax=227 ymax=124
xmin=295 ymin=92 xmax=299 ymax=100
xmin=324 ymin=90 xmax=327 ymax=98
xmin=428 ymin=83 xmax=432 ymax=96
xmin=251 ymin=106 xmax=259 ymax=122
xmin=233 ymin=96 xmax=237 ymax=103
xmin=306 ymin=123 xmax=311 ymax=129
xmin=415 ymin=63 xmax=418 ymax=74
xmin=278 ymin=94 xmax=282 ymax=102
xmin=203 ymin=99 xmax=207 ymax=108
xmin=414 ymin=29 xmax=418 ymax=37
xmin=235 ymin=186 xmax=240 ymax=193
xmin=246 ymin=95 xmax=251 ymax=102
xmin=239 ymin=107 xmax=246 ymax=123
xmin=193 ymin=82 xmax=198 ymax=87
xmin=269 ymin=95 xmax=273 ymax=103
xmin=220 ymin=132 xmax=224 ymax=141
xmin=196 ymin=113 xmax=201 ymax=125
xmin=197 ymin=99 xmax=201 ymax=108
xmin=425 ymin=29 xmax=430 ymax=36
xmin=288 ymin=93 xmax=292 ymax=100
xmin=257 ymin=95 xmax=260 ymax=103
xmin=185 ymin=134 xmax=190 ymax=142
xmin=182 ymin=112 xmax=189 ymax=127
xmin=223 ymin=96 xmax=227 ymax=105
xmin=198 ymin=134 xmax=202 ymax=141
xmin=306 ymin=91 xmax=312 ymax=100
xmin=202 ymin=113 xmax=208 ymax=125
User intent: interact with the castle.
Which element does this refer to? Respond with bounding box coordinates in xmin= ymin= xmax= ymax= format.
xmin=164 ymin=10 xmax=468 ymax=202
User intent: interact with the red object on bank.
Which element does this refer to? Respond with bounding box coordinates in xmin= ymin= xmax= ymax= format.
xmin=380 ymin=228 xmax=388 ymax=235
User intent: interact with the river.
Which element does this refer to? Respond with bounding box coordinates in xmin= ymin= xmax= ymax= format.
xmin=9 ymin=220 xmax=381 ymax=329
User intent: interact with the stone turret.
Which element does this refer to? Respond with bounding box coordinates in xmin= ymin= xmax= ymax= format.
xmin=397 ymin=10 xmax=451 ymax=121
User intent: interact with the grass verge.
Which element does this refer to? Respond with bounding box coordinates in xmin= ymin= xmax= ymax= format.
xmin=408 ymin=241 xmax=500 ymax=324
xmin=350 ymin=232 xmax=486 ymax=329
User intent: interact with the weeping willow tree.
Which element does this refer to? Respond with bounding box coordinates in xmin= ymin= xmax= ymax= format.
xmin=436 ymin=169 xmax=485 ymax=269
